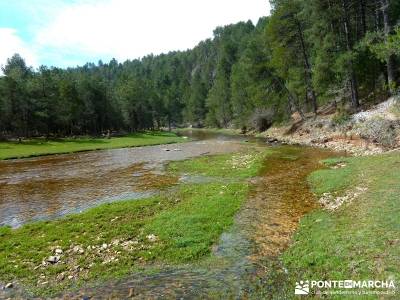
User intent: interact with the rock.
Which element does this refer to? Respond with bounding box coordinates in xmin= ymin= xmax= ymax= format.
xmin=73 ymin=245 xmax=85 ymax=254
xmin=101 ymin=243 xmax=108 ymax=250
xmin=5 ymin=283 xmax=13 ymax=289
xmin=47 ymin=256 xmax=60 ymax=264
xmin=291 ymin=111 xmax=302 ymax=122
xmin=146 ymin=234 xmax=158 ymax=242
xmin=57 ymin=273 xmax=65 ymax=281
xmin=55 ymin=248 xmax=63 ymax=255
xmin=266 ymin=137 xmax=278 ymax=143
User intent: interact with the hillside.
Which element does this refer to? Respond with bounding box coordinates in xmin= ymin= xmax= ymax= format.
xmin=262 ymin=97 xmax=400 ymax=156
xmin=1 ymin=0 xmax=400 ymax=139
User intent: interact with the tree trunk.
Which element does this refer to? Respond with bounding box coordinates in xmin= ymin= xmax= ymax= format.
xmin=380 ymin=0 xmax=396 ymax=94
xmin=295 ymin=19 xmax=318 ymax=114
xmin=342 ymin=0 xmax=360 ymax=108
xmin=360 ymin=0 xmax=367 ymax=35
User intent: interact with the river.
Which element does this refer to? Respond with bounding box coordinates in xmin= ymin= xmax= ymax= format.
xmin=0 ymin=131 xmax=339 ymax=299
xmin=0 ymin=131 xmax=250 ymax=228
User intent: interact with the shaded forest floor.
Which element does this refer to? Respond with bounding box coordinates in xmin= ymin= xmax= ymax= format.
xmin=0 ymin=131 xmax=186 ymax=160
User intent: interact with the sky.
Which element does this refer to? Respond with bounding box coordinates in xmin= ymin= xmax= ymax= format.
xmin=0 ymin=0 xmax=270 ymax=70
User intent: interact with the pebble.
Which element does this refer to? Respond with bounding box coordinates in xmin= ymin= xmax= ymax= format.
xmin=47 ymin=256 xmax=60 ymax=264
xmin=73 ymin=245 xmax=85 ymax=254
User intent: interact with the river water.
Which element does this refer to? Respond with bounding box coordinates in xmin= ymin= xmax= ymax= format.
xmin=57 ymin=145 xmax=337 ymax=299
xmin=0 ymin=131 xmax=339 ymax=299
xmin=0 ymin=131 xmax=247 ymax=228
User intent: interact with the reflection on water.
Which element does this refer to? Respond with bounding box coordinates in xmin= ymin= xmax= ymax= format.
xmin=0 ymin=136 xmax=244 ymax=228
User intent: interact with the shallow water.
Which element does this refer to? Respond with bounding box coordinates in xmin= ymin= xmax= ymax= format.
xmin=0 ymin=131 xmax=340 ymax=299
xmin=58 ymin=145 xmax=340 ymax=299
xmin=0 ymin=132 xmax=245 ymax=228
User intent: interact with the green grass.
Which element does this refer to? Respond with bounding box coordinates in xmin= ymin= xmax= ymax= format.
xmin=175 ymin=127 xmax=241 ymax=136
xmin=0 ymin=131 xmax=185 ymax=160
xmin=0 ymin=148 xmax=269 ymax=296
xmin=281 ymin=152 xmax=400 ymax=298
xmin=168 ymin=149 xmax=271 ymax=179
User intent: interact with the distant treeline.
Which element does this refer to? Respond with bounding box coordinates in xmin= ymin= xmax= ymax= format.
xmin=1 ymin=0 xmax=400 ymax=138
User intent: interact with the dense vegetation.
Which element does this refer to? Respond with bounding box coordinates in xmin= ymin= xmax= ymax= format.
xmin=1 ymin=0 xmax=400 ymax=138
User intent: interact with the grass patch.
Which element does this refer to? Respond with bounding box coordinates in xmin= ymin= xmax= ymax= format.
xmin=168 ymin=149 xmax=271 ymax=179
xmin=281 ymin=152 xmax=400 ymax=298
xmin=0 ymin=131 xmax=185 ymax=160
xmin=0 ymin=148 xmax=269 ymax=296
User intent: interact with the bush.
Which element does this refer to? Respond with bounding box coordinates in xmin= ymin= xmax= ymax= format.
xmin=331 ymin=111 xmax=351 ymax=126
xmin=249 ymin=108 xmax=274 ymax=132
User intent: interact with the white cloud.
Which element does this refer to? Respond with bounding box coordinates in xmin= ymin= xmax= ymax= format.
xmin=35 ymin=0 xmax=269 ymax=65
xmin=0 ymin=28 xmax=38 ymax=70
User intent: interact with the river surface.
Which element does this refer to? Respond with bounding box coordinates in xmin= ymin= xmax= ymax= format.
xmin=0 ymin=131 xmax=250 ymax=228
xmin=56 ymin=145 xmax=338 ymax=299
xmin=0 ymin=131 xmax=340 ymax=299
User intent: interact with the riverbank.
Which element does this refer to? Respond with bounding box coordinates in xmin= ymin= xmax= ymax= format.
xmin=1 ymin=129 xmax=398 ymax=298
xmin=0 ymin=131 xmax=185 ymax=160
xmin=181 ymin=97 xmax=400 ymax=156
xmin=259 ymin=98 xmax=400 ymax=156
xmin=277 ymin=150 xmax=400 ymax=298
xmin=0 ymin=147 xmax=270 ymax=297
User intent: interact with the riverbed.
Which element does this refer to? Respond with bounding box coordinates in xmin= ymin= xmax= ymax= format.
xmin=0 ymin=131 xmax=339 ymax=299
xmin=0 ymin=131 xmax=247 ymax=228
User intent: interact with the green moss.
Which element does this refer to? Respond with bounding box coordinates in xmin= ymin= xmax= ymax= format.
xmin=0 ymin=131 xmax=185 ymax=160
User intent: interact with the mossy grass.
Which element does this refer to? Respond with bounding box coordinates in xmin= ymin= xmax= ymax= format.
xmin=0 ymin=148 xmax=270 ymax=296
xmin=280 ymin=152 xmax=400 ymax=298
xmin=0 ymin=131 xmax=185 ymax=160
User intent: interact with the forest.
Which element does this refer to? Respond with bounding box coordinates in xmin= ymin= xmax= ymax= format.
xmin=0 ymin=0 xmax=400 ymax=138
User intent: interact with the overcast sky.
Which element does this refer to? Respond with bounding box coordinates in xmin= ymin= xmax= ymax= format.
xmin=0 ymin=0 xmax=270 ymax=69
